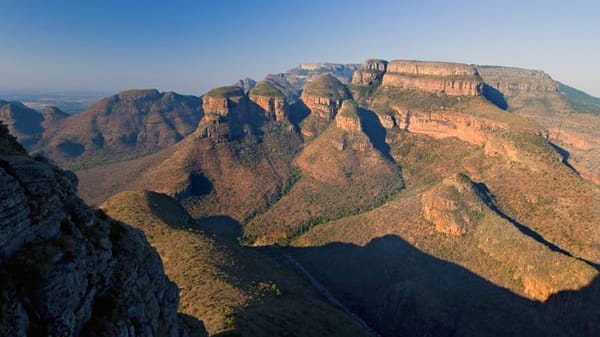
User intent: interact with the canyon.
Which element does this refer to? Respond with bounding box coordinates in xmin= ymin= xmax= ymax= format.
xmin=1 ymin=58 xmax=599 ymax=337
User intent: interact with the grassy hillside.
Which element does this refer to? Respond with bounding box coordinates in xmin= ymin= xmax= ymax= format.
xmin=559 ymin=82 xmax=600 ymax=115
xmin=100 ymin=190 xmax=372 ymax=337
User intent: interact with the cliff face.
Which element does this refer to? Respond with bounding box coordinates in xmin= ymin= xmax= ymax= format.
xmin=0 ymin=125 xmax=206 ymax=337
xmin=477 ymin=66 xmax=559 ymax=96
xmin=351 ymin=59 xmax=388 ymax=85
xmin=198 ymin=86 xmax=248 ymax=143
xmin=301 ymin=74 xmax=350 ymax=120
xmin=381 ymin=60 xmax=484 ymax=96
xmin=248 ymin=81 xmax=288 ymax=122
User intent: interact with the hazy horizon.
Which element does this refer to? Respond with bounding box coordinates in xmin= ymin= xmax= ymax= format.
xmin=1 ymin=0 xmax=599 ymax=97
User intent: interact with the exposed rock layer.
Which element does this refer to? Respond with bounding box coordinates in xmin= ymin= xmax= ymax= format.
xmin=0 ymin=124 xmax=206 ymax=337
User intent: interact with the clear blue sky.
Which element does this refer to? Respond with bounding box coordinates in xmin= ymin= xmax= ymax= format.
xmin=1 ymin=0 xmax=599 ymax=96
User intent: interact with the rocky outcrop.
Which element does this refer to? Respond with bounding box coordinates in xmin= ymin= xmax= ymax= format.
xmin=298 ymin=74 xmax=351 ymax=138
xmin=421 ymin=174 xmax=483 ymax=236
xmin=198 ymin=86 xmax=248 ymax=143
xmin=0 ymin=127 xmax=207 ymax=337
xmin=381 ymin=60 xmax=484 ymax=96
xmin=478 ymin=66 xmax=559 ymax=96
xmin=351 ymin=59 xmax=388 ymax=85
xmin=249 ymin=82 xmax=288 ymax=122
xmin=335 ymin=100 xmax=362 ymax=133
xmin=301 ymin=74 xmax=350 ymax=121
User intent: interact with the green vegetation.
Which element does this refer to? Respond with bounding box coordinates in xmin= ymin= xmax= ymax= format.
xmin=302 ymin=74 xmax=350 ymax=100
xmin=249 ymin=81 xmax=285 ymax=98
xmin=371 ymin=86 xmax=462 ymax=112
xmin=559 ymin=82 xmax=600 ymax=115
xmin=204 ymin=85 xmax=245 ymax=98
xmin=101 ymin=191 xmax=371 ymax=337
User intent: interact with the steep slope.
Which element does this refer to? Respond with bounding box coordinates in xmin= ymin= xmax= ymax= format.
xmin=100 ymin=190 xmax=372 ymax=337
xmin=296 ymin=74 xmax=351 ymax=138
xmin=123 ymin=86 xmax=302 ymax=221
xmin=247 ymin=100 xmax=403 ymax=244
xmin=39 ymin=89 xmax=203 ymax=168
xmin=0 ymin=101 xmax=65 ymax=148
xmin=281 ymin=59 xmax=600 ymax=336
xmin=381 ymin=60 xmax=484 ymax=96
xmin=478 ymin=65 xmax=600 ymax=184
xmin=0 ymin=123 xmax=207 ymax=337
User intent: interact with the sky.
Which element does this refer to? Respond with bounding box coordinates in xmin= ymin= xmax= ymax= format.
xmin=0 ymin=0 xmax=599 ymax=96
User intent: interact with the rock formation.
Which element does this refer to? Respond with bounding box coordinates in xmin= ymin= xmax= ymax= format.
xmin=249 ymin=81 xmax=288 ymax=122
xmin=198 ymin=86 xmax=248 ymax=143
xmin=301 ymin=74 xmax=350 ymax=120
xmin=351 ymin=59 xmax=388 ymax=85
xmin=335 ymin=100 xmax=362 ymax=133
xmin=421 ymin=174 xmax=484 ymax=236
xmin=478 ymin=66 xmax=559 ymax=95
xmin=0 ymin=124 xmax=207 ymax=337
xmin=381 ymin=60 xmax=484 ymax=96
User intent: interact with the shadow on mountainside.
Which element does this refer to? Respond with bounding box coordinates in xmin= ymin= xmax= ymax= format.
xmin=287 ymin=100 xmax=311 ymax=131
xmin=191 ymin=216 xmax=598 ymax=337
xmin=549 ymin=142 xmax=580 ymax=175
xmin=482 ymin=84 xmax=508 ymax=110
xmin=358 ymin=108 xmax=394 ymax=162
xmin=285 ymin=235 xmax=600 ymax=337
xmin=472 ymin=181 xmax=598 ymax=271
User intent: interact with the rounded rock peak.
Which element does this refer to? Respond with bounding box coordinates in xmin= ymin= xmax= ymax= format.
xmin=203 ymin=85 xmax=245 ymax=99
xmin=249 ymin=81 xmax=285 ymax=99
xmin=302 ymin=74 xmax=350 ymax=100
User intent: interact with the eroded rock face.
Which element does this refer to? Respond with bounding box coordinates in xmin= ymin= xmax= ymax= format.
xmin=250 ymin=95 xmax=287 ymax=122
xmin=0 ymin=128 xmax=207 ymax=337
xmin=421 ymin=174 xmax=483 ymax=236
xmin=352 ymin=59 xmax=388 ymax=85
xmin=478 ymin=66 xmax=559 ymax=96
xmin=381 ymin=60 xmax=484 ymax=96
xmin=199 ymin=87 xmax=248 ymax=143
xmin=301 ymin=74 xmax=350 ymax=121
xmin=248 ymin=82 xmax=289 ymax=122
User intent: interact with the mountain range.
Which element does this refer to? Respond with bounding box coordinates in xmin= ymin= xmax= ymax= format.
xmin=1 ymin=58 xmax=599 ymax=337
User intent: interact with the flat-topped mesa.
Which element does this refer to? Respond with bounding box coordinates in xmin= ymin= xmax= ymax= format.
xmin=381 ymin=60 xmax=484 ymax=96
xmin=249 ymin=81 xmax=288 ymax=122
xmin=477 ymin=66 xmax=559 ymax=96
xmin=301 ymin=74 xmax=351 ymax=120
xmin=335 ymin=100 xmax=362 ymax=132
xmin=351 ymin=59 xmax=388 ymax=85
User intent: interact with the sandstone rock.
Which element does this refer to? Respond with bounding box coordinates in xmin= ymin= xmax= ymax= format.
xmin=249 ymin=81 xmax=288 ymax=122
xmin=478 ymin=66 xmax=559 ymax=96
xmin=301 ymin=74 xmax=350 ymax=121
xmin=381 ymin=60 xmax=484 ymax=96
xmin=421 ymin=174 xmax=483 ymax=236
xmin=199 ymin=86 xmax=249 ymax=143
xmin=0 ymin=129 xmax=207 ymax=337
xmin=335 ymin=100 xmax=362 ymax=133
xmin=352 ymin=59 xmax=388 ymax=85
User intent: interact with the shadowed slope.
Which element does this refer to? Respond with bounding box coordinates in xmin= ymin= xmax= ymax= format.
xmin=101 ymin=191 xmax=373 ymax=337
